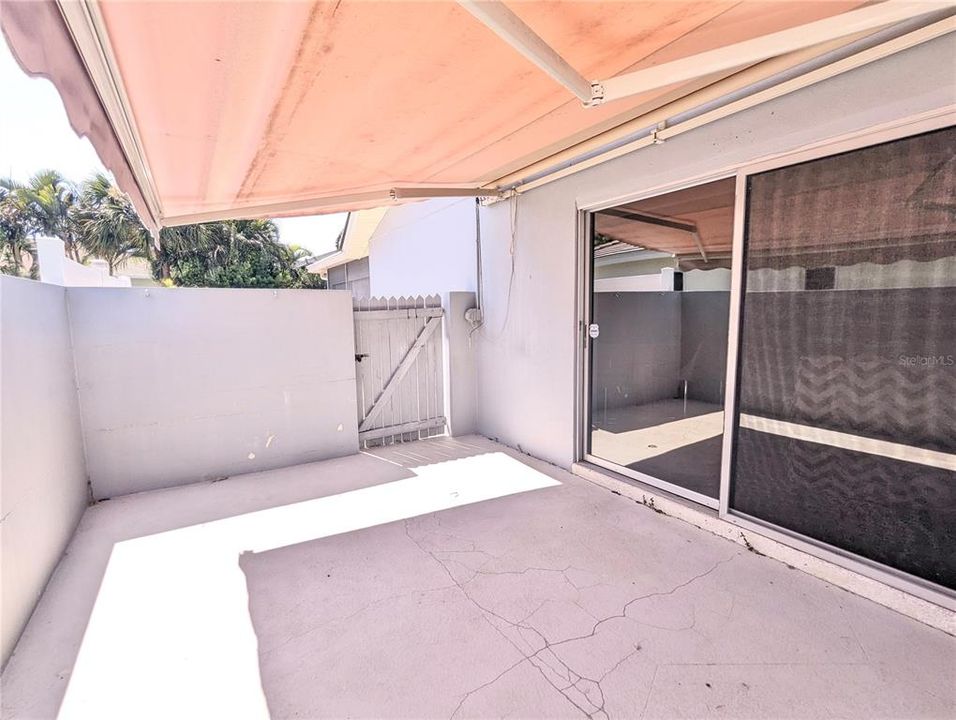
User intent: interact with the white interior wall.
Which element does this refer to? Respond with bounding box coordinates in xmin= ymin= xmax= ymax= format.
xmin=369 ymin=198 xmax=477 ymax=298
xmin=472 ymin=36 xmax=956 ymax=468
xmin=67 ymin=287 xmax=359 ymax=499
xmin=0 ymin=276 xmax=88 ymax=667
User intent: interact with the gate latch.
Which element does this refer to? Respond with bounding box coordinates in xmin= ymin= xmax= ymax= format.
xmin=355 ymin=353 xmax=370 ymax=362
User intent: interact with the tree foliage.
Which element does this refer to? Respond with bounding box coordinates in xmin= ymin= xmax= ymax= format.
xmin=0 ymin=170 xmax=327 ymax=289
xmin=157 ymin=219 xmax=324 ymax=289
xmin=0 ymin=179 xmax=38 ymax=278
xmin=76 ymin=173 xmax=148 ymax=274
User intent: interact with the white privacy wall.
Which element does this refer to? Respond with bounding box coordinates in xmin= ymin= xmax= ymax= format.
xmin=67 ymin=288 xmax=359 ymax=499
xmin=36 ymin=237 xmax=132 ymax=287
xmin=470 ymin=36 xmax=956 ymax=468
xmin=0 ymin=276 xmax=88 ymax=667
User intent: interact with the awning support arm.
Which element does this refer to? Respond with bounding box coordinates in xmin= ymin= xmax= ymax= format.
xmin=161 ymin=186 xmax=504 ymax=226
xmin=388 ymin=187 xmax=502 ymax=200
xmin=691 ymin=231 xmax=709 ymax=264
xmin=455 ymin=0 xmax=600 ymax=105
xmin=458 ymin=0 xmax=946 ymax=108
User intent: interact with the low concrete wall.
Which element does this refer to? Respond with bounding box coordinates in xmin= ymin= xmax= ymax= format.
xmin=680 ymin=292 xmax=730 ymax=405
xmin=0 ymin=276 xmax=89 ymax=667
xmin=67 ymin=287 xmax=359 ymax=499
xmin=590 ymin=290 xmax=731 ymax=413
xmin=591 ymin=292 xmax=682 ymax=411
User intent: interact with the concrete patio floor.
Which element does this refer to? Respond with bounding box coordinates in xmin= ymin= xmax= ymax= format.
xmin=2 ymin=436 xmax=954 ymax=720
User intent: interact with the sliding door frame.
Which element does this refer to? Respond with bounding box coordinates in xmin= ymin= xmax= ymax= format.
xmin=717 ymin=108 xmax=956 ymax=608
xmin=576 ymin=171 xmax=735 ymax=511
xmin=574 ymin=106 xmax=955 ymax=608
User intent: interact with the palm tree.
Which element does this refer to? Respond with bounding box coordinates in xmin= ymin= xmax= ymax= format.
xmin=156 ymin=223 xmax=213 ymax=281
xmin=207 ymin=219 xmax=279 ymax=257
xmin=19 ymin=170 xmax=83 ymax=260
xmin=76 ymin=173 xmax=150 ymax=274
xmin=197 ymin=218 xmax=289 ymax=287
xmin=1 ymin=171 xmax=321 ymax=289
xmin=0 ymin=180 xmax=37 ymax=277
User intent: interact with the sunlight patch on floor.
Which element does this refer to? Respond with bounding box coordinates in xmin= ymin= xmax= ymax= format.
xmin=57 ymin=452 xmax=560 ymax=720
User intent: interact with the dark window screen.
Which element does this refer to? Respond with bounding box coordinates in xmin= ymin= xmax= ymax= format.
xmin=730 ymin=127 xmax=956 ymax=589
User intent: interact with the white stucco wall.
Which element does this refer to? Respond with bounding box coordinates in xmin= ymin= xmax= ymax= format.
xmin=463 ymin=37 xmax=956 ymax=467
xmin=369 ymin=198 xmax=477 ymax=298
xmin=0 ymin=276 xmax=88 ymax=667
xmin=67 ymin=287 xmax=359 ymax=499
xmin=36 ymin=237 xmax=132 ymax=287
xmin=442 ymin=292 xmax=478 ymax=437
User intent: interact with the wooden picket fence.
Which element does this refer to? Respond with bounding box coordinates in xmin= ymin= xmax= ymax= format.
xmin=353 ymin=295 xmax=446 ymax=446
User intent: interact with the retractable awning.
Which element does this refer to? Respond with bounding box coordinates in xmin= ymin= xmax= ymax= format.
xmin=2 ymin=1 xmax=952 ymax=231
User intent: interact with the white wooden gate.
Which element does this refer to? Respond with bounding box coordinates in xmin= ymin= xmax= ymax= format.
xmin=353 ymin=295 xmax=446 ymax=446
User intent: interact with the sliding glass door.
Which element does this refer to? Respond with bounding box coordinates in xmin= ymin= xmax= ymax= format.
xmin=586 ymin=178 xmax=735 ymax=505
xmin=729 ymin=126 xmax=955 ymax=590
xmin=581 ymin=124 xmax=954 ymax=596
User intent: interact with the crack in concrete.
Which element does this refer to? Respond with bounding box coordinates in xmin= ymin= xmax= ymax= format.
xmin=600 ymin=642 xmax=643 ymax=684
xmin=405 ymin=519 xmax=598 ymax=719
xmin=405 ymin=516 xmax=738 ymax=720
xmin=548 ymin=555 xmax=737 ymax=652
xmin=448 ymin=655 xmax=529 ymax=720
xmin=638 ymin=664 xmax=660 ymax=719
xmin=471 ymin=563 xmax=577 ymax=578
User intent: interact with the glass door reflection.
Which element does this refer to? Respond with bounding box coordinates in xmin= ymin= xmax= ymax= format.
xmin=588 ymin=178 xmax=735 ymax=502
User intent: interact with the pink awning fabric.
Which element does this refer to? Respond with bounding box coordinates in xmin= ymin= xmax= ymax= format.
xmin=595 ymin=177 xmax=736 ymax=258
xmin=0 ymin=1 xmax=158 ymax=231
xmin=2 ymin=1 xmax=870 ymax=228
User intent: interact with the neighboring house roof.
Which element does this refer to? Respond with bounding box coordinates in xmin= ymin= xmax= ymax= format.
xmin=306 ymin=208 xmax=388 ymax=275
xmin=293 ymin=247 xmax=338 ymax=270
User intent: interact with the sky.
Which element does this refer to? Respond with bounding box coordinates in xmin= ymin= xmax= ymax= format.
xmin=0 ymin=36 xmax=346 ymax=256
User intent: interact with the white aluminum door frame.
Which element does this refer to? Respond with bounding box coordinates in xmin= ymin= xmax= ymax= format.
xmin=573 ymin=107 xmax=956 ymax=607
xmin=715 ymin=108 xmax=956 ymax=607
xmin=576 ymin=173 xmax=735 ymax=511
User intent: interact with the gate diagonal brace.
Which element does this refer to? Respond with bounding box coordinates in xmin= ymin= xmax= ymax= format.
xmin=359 ymin=315 xmax=442 ymax=432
